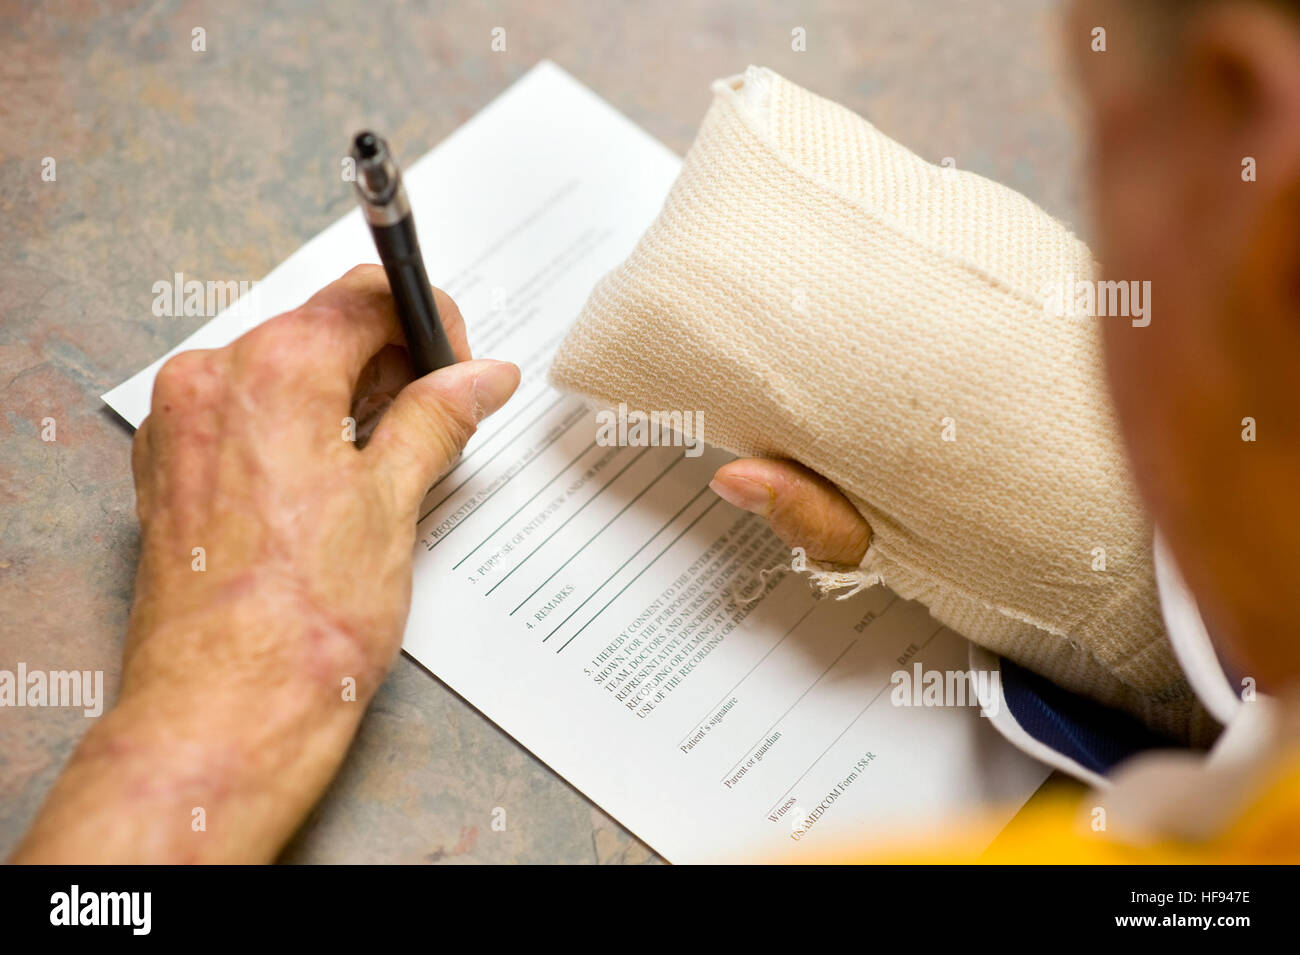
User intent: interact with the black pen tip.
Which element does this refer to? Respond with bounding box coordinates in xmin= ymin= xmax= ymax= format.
xmin=353 ymin=131 xmax=381 ymax=160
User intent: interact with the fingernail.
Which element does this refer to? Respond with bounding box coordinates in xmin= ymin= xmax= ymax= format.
xmin=709 ymin=475 xmax=773 ymax=516
xmin=471 ymin=361 xmax=521 ymax=422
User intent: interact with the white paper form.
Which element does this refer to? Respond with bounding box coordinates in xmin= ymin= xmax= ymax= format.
xmin=104 ymin=61 xmax=1049 ymax=863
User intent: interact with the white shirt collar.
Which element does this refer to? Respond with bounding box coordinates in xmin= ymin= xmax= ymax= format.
xmin=1152 ymin=532 xmax=1244 ymax=725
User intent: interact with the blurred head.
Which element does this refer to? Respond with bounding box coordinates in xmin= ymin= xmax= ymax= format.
xmin=1069 ymin=0 xmax=1300 ymax=688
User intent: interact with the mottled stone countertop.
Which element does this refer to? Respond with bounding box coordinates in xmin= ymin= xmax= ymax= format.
xmin=1 ymin=0 xmax=1085 ymax=862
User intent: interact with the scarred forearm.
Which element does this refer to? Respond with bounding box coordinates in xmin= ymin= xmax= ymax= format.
xmin=11 ymin=607 xmax=372 ymax=864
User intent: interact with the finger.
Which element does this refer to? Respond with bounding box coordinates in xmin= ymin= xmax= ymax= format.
xmin=307 ymin=264 xmax=473 ymax=364
xmin=366 ymin=359 xmax=520 ymax=512
xmin=131 ymin=416 xmax=152 ymax=484
xmin=350 ymin=344 xmax=413 ymax=446
xmin=131 ymin=417 xmax=154 ymax=524
xmin=709 ymin=458 xmax=871 ymax=566
xmin=249 ymin=265 xmax=473 ymax=404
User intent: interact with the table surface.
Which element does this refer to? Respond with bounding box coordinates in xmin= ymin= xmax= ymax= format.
xmin=1 ymin=0 xmax=1087 ymax=862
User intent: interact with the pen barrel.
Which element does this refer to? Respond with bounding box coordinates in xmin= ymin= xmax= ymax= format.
xmin=370 ymin=217 xmax=458 ymax=377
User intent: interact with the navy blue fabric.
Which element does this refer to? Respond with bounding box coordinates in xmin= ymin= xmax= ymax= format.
xmin=998 ymin=658 xmax=1181 ymax=776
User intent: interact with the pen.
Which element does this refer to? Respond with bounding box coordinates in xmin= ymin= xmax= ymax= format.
xmin=350 ymin=130 xmax=458 ymax=376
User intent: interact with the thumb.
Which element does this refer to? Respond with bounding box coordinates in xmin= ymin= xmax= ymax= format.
xmin=367 ymin=358 xmax=520 ymax=512
xmin=710 ymin=458 xmax=871 ymax=566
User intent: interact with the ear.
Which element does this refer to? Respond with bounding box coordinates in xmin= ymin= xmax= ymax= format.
xmin=1149 ymin=5 xmax=1300 ymax=688
xmin=1175 ymin=3 xmax=1300 ymax=197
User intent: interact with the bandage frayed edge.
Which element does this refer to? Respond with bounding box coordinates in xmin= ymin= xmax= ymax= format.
xmin=730 ymin=545 xmax=884 ymax=607
xmin=794 ymin=545 xmax=884 ymax=600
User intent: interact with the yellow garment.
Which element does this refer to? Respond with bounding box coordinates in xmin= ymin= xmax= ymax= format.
xmin=828 ymin=747 xmax=1300 ymax=863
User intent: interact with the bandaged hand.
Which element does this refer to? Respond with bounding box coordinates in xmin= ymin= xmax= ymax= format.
xmin=550 ymin=67 xmax=1216 ymax=742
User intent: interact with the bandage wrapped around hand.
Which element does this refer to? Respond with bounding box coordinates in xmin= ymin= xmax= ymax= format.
xmin=549 ymin=66 xmax=1213 ymax=743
